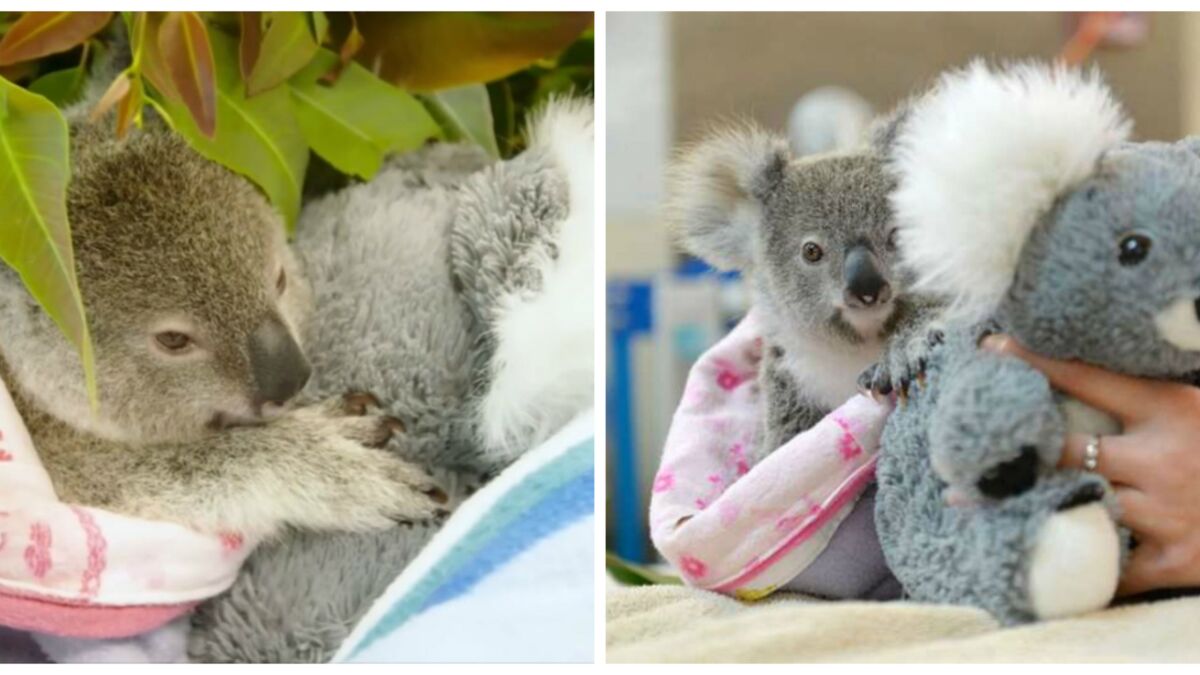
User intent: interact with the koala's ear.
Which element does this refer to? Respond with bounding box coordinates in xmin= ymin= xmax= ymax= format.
xmin=665 ymin=124 xmax=790 ymax=271
xmin=890 ymin=60 xmax=1130 ymax=320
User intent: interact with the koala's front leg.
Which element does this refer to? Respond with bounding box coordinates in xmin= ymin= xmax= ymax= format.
xmin=59 ymin=394 xmax=448 ymax=538
xmin=859 ymin=300 xmax=947 ymax=398
xmin=753 ymin=344 xmax=826 ymax=465
xmin=928 ymin=350 xmax=1066 ymax=502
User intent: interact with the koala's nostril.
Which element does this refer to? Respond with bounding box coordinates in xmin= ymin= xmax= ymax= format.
xmin=977 ymin=445 xmax=1040 ymax=499
xmin=249 ymin=318 xmax=312 ymax=407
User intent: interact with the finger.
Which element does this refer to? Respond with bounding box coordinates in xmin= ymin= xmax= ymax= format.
xmin=980 ymin=335 xmax=1161 ymax=424
xmin=1114 ymin=487 xmax=1174 ymax=540
xmin=1058 ymin=433 xmax=1145 ymax=485
xmin=1116 ymin=539 xmax=1167 ymax=597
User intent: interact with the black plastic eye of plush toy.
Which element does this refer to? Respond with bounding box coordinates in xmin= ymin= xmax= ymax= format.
xmin=1117 ymin=232 xmax=1151 ymax=266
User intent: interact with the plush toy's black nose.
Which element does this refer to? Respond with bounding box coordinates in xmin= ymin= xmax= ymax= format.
xmin=843 ymin=246 xmax=891 ymax=308
xmin=249 ymin=316 xmax=312 ymax=408
xmin=977 ymin=445 xmax=1040 ymax=499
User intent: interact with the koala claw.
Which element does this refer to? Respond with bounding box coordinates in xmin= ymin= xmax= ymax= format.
xmin=338 ymin=414 xmax=399 ymax=449
xmin=342 ymin=391 xmax=382 ymax=416
xmin=857 ymin=362 xmax=897 ymax=401
xmin=423 ymin=485 xmax=450 ymax=504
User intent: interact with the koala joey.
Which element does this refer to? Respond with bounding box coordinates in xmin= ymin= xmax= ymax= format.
xmin=668 ymin=120 xmax=942 ymax=463
xmin=0 ymin=106 xmax=447 ymax=539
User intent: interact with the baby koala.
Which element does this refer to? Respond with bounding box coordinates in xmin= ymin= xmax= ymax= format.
xmin=0 ymin=110 xmax=447 ymax=539
xmin=668 ymin=117 xmax=939 ymax=463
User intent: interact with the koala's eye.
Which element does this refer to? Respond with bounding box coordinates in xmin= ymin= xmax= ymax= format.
xmin=155 ymin=331 xmax=193 ymax=353
xmin=1117 ymin=233 xmax=1152 ymax=266
xmin=276 ymin=268 xmax=287 ymax=294
xmin=802 ymin=242 xmax=824 ymax=263
xmin=886 ymin=229 xmax=899 ymax=252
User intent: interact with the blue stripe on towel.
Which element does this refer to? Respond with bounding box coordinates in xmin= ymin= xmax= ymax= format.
xmin=422 ymin=469 xmax=594 ymax=609
xmin=350 ymin=437 xmax=593 ymax=658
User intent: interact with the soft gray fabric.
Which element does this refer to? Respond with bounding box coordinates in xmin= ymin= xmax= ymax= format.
xmin=0 ymin=627 xmax=47 ymax=664
xmin=877 ymin=138 xmax=1200 ymax=625
xmin=188 ymin=140 xmax=570 ymax=662
xmin=783 ymin=486 xmax=901 ymax=601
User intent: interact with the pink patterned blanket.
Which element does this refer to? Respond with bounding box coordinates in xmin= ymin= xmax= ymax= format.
xmin=0 ymin=375 xmax=251 ymax=642
xmin=649 ymin=311 xmax=893 ymax=599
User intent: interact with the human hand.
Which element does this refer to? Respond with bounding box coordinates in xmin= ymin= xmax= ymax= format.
xmin=981 ymin=334 xmax=1200 ymax=597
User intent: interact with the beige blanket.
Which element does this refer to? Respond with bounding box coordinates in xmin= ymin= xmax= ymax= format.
xmin=607 ymin=584 xmax=1200 ymax=662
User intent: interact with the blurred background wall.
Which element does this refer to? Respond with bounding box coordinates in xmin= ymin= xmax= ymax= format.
xmin=607 ymin=11 xmax=1195 ymax=564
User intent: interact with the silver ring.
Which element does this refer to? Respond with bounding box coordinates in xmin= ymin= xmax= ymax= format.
xmin=1083 ymin=435 xmax=1101 ymax=473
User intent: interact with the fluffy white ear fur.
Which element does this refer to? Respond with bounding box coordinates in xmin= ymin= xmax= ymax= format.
xmin=479 ymin=98 xmax=595 ymax=463
xmin=891 ymin=60 xmax=1131 ymax=320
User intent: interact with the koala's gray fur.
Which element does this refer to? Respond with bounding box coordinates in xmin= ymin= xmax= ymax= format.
xmin=667 ymin=121 xmax=940 ymax=463
xmin=0 ymin=98 xmax=446 ymax=538
xmin=877 ymin=87 xmax=1200 ymax=624
xmin=188 ymin=127 xmax=576 ymax=662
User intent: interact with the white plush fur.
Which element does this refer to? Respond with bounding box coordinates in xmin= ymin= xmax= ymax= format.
xmin=479 ymin=99 xmax=595 ymax=462
xmin=1027 ymin=502 xmax=1120 ymax=620
xmin=1155 ymin=296 xmax=1200 ymax=351
xmin=891 ymin=60 xmax=1131 ymax=320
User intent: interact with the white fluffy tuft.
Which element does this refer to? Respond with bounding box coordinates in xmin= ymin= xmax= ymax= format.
xmin=891 ymin=60 xmax=1131 ymax=320
xmin=479 ymin=98 xmax=595 ymax=463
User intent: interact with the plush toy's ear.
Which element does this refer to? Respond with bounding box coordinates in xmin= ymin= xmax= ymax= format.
xmin=891 ymin=60 xmax=1131 ymax=320
xmin=665 ymin=124 xmax=790 ymax=271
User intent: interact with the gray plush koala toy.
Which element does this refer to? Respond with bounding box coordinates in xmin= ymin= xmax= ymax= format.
xmin=875 ymin=61 xmax=1200 ymax=624
xmin=187 ymin=98 xmax=593 ymax=662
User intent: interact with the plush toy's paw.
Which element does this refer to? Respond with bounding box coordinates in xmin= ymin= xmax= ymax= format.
xmin=1027 ymin=485 xmax=1121 ymax=620
xmin=928 ymin=352 xmax=1065 ymax=500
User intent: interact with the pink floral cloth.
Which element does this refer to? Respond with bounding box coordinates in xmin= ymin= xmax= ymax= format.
xmin=649 ymin=311 xmax=893 ymax=599
xmin=0 ymin=374 xmax=254 ymax=641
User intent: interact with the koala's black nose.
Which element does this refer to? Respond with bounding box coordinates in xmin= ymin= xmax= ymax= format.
xmin=843 ymin=245 xmax=891 ymax=308
xmin=248 ymin=317 xmax=312 ymax=407
xmin=1193 ymin=297 xmax=1200 ymax=321
xmin=977 ymin=445 xmax=1040 ymax=499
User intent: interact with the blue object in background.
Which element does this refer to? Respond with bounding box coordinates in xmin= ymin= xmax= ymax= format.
xmin=607 ymin=280 xmax=654 ymax=562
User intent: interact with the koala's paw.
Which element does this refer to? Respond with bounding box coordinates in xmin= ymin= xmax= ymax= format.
xmin=860 ymin=323 xmax=946 ymax=400
xmin=1026 ymin=480 xmax=1120 ymax=619
xmin=291 ymin=394 xmax=451 ymax=531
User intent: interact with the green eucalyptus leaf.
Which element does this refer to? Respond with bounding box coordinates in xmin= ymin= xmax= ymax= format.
xmin=289 ymin=48 xmax=439 ymax=179
xmin=422 ymin=83 xmax=499 ymax=158
xmin=245 ymin=11 xmax=318 ymax=97
xmin=150 ymin=29 xmax=307 ymax=229
xmin=309 ymin=12 xmax=329 ymax=45
xmin=0 ymin=77 xmax=96 ymax=403
xmin=27 ymin=65 xmax=86 ymax=107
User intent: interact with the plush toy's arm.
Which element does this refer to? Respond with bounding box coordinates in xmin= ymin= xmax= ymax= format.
xmin=925 ymin=333 xmax=1066 ymax=502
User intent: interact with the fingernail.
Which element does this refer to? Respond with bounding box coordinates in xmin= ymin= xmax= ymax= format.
xmin=980 ymin=334 xmax=1008 ymax=352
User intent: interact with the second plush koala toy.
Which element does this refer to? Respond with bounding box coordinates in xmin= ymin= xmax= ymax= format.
xmin=876 ymin=61 xmax=1200 ymax=624
xmin=187 ymin=99 xmax=594 ymax=662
